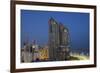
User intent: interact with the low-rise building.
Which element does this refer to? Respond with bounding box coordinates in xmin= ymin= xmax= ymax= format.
xmin=39 ymin=46 xmax=49 ymax=61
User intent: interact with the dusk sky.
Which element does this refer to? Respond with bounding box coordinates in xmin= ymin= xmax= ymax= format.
xmin=21 ymin=9 xmax=89 ymax=50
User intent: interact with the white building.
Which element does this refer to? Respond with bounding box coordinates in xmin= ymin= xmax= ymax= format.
xmin=22 ymin=44 xmax=33 ymax=62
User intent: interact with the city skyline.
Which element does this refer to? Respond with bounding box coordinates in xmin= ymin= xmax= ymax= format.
xmin=21 ymin=10 xmax=89 ymax=50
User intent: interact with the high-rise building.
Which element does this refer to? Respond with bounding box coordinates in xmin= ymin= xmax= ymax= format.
xmin=48 ymin=18 xmax=60 ymax=61
xmin=58 ymin=24 xmax=70 ymax=60
xmin=22 ymin=42 xmax=33 ymax=62
xmin=48 ymin=17 xmax=70 ymax=61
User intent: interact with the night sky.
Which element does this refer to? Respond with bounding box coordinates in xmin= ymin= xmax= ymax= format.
xmin=21 ymin=10 xmax=89 ymax=50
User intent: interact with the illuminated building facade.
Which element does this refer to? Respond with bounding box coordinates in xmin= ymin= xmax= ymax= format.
xmin=39 ymin=46 xmax=49 ymax=60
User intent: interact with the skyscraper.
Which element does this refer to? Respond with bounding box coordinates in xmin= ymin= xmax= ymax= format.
xmin=58 ymin=24 xmax=70 ymax=60
xmin=48 ymin=17 xmax=70 ymax=61
xmin=48 ymin=17 xmax=60 ymax=61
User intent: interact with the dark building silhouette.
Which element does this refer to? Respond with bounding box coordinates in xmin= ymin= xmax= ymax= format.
xmin=48 ymin=17 xmax=70 ymax=61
